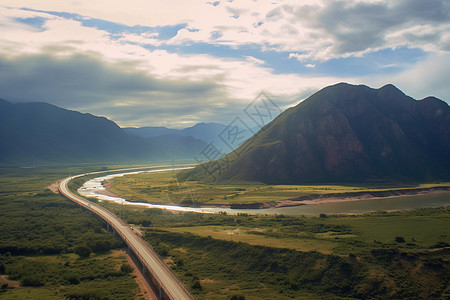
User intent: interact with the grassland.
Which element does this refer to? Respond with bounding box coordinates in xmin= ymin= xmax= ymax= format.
xmin=101 ymin=200 xmax=450 ymax=299
xmin=108 ymin=170 xmax=450 ymax=206
xmin=3 ymin=165 xmax=448 ymax=299
xmin=0 ymin=166 xmax=143 ymax=299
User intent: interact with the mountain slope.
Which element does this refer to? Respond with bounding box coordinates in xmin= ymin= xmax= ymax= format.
xmin=0 ymin=99 xmax=205 ymax=164
xmin=184 ymin=83 xmax=450 ymax=183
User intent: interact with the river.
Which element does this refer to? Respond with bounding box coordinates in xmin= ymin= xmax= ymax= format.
xmin=78 ymin=169 xmax=450 ymax=216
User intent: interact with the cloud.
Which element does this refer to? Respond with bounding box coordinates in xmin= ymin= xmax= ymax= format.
xmin=0 ymin=52 xmax=225 ymax=126
xmin=0 ymin=0 xmax=448 ymax=129
xmin=3 ymin=1 xmax=449 ymax=62
xmin=283 ymin=0 xmax=450 ymax=61
xmin=379 ymin=53 xmax=450 ymax=102
xmin=0 ymin=50 xmax=345 ymax=128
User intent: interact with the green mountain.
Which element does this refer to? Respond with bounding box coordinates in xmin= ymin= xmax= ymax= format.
xmin=0 ymin=99 xmax=205 ymax=165
xmin=184 ymin=83 xmax=450 ymax=183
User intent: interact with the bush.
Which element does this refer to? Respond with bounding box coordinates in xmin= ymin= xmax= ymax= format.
xmin=191 ymin=280 xmax=202 ymax=291
xmin=142 ymin=220 xmax=152 ymax=227
xmin=75 ymin=245 xmax=91 ymax=258
xmin=21 ymin=277 xmax=44 ymax=287
xmin=395 ymin=236 xmax=405 ymax=243
xmin=66 ymin=275 xmax=80 ymax=284
xmin=120 ymin=263 xmax=133 ymax=274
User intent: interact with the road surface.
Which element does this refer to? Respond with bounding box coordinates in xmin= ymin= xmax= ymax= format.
xmin=59 ymin=173 xmax=193 ymax=300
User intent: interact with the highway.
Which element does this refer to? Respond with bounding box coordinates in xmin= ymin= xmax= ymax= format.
xmin=59 ymin=172 xmax=194 ymax=300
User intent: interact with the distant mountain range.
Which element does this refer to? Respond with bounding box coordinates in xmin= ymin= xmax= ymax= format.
xmin=0 ymin=99 xmax=207 ymax=164
xmin=123 ymin=122 xmax=254 ymax=153
xmin=184 ymin=83 xmax=450 ymax=183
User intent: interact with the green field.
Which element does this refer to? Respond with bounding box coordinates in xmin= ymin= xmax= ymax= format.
xmin=101 ymin=199 xmax=450 ymax=299
xmin=0 ymin=166 xmax=143 ymax=300
xmin=153 ymin=209 xmax=450 ymax=255
xmin=108 ymin=170 xmax=450 ymax=206
xmin=2 ymin=166 xmax=449 ymax=299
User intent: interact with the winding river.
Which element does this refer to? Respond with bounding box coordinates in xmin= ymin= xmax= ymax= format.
xmin=78 ymin=168 xmax=450 ymax=216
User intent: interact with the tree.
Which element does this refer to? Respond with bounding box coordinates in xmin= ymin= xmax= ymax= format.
xmin=395 ymin=236 xmax=405 ymax=243
xmin=120 ymin=263 xmax=133 ymax=274
xmin=191 ymin=280 xmax=202 ymax=291
xmin=75 ymin=245 xmax=91 ymax=258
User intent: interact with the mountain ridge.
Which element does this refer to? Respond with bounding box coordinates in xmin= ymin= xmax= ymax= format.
xmin=124 ymin=122 xmax=254 ymax=154
xmin=0 ymin=99 xmax=206 ymax=164
xmin=184 ymin=83 xmax=450 ymax=183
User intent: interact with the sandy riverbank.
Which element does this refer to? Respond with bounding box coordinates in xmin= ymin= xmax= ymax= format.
xmin=261 ymin=186 xmax=450 ymax=209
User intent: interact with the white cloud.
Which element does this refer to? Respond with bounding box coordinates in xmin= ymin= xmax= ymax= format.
xmin=0 ymin=0 xmax=448 ymax=128
xmin=381 ymin=53 xmax=450 ymax=102
xmin=0 ymin=5 xmax=355 ymax=127
xmin=2 ymin=0 xmax=449 ymax=61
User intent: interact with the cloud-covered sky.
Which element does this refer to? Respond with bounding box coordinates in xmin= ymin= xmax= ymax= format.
xmin=1 ymin=0 xmax=449 ymax=128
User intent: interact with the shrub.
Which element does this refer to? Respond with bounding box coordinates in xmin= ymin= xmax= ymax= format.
xmin=191 ymin=280 xmax=202 ymax=291
xmin=75 ymin=245 xmax=91 ymax=258
xmin=395 ymin=236 xmax=405 ymax=243
xmin=120 ymin=263 xmax=133 ymax=274
xmin=21 ymin=277 xmax=44 ymax=287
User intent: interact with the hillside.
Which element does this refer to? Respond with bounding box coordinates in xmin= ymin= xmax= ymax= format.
xmin=0 ymin=99 xmax=205 ymax=164
xmin=184 ymin=83 xmax=450 ymax=183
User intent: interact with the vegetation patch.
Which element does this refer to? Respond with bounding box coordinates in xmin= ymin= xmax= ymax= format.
xmin=101 ymin=201 xmax=450 ymax=299
xmin=0 ymin=167 xmax=141 ymax=299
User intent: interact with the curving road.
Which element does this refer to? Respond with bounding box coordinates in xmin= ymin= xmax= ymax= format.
xmin=59 ymin=172 xmax=193 ymax=300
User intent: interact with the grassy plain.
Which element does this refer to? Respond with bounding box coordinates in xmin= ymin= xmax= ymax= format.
xmin=0 ymin=166 xmax=143 ymax=299
xmin=109 ymin=170 xmax=450 ymax=205
xmin=102 ymin=199 xmax=450 ymax=299
xmin=4 ymin=165 xmax=448 ymax=299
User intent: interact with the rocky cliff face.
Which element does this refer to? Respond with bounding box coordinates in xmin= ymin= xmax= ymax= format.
xmin=186 ymin=83 xmax=450 ymax=184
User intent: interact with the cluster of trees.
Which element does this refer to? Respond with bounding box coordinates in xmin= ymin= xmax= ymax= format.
xmin=0 ymin=168 xmax=139 ymax=299
xmin=0 ymin=192 xmax=122 ymax=256
xmin=0 ymin=252 xmax=137 ymax=298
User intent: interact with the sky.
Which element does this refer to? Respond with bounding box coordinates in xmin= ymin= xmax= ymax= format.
xmin=1 ymin=0 xmax=449 ymax=128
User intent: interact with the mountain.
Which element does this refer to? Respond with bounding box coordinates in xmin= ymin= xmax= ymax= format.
xmin=184 ymin=83 xmax=450 ymax=183
xmin=124 ymin=122 xmax=254 ymax=154
xmin=0 ymin=99 xmax=206 ymax=164
xmin=123 ymin=126 xmax=180 ymax=138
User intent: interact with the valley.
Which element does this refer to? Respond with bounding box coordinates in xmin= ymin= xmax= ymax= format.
xmin=2 ymin=1 xmax=450 ymax=298
xmin=91 ymin=179 xmax=450 ymax=299
xmin=65 ymin=166 xmax=450 ymax=298
xmin=105 ymin=169 xmax=450 ymax=209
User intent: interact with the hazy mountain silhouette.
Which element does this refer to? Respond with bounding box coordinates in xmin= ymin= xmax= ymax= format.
xmin=184 ymin=83 xmax=450 ymax=183
xmin=0 ymin=99 xmax=205 ymax=164
xmin=124 ymin=122 xmax=254 ymax=153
